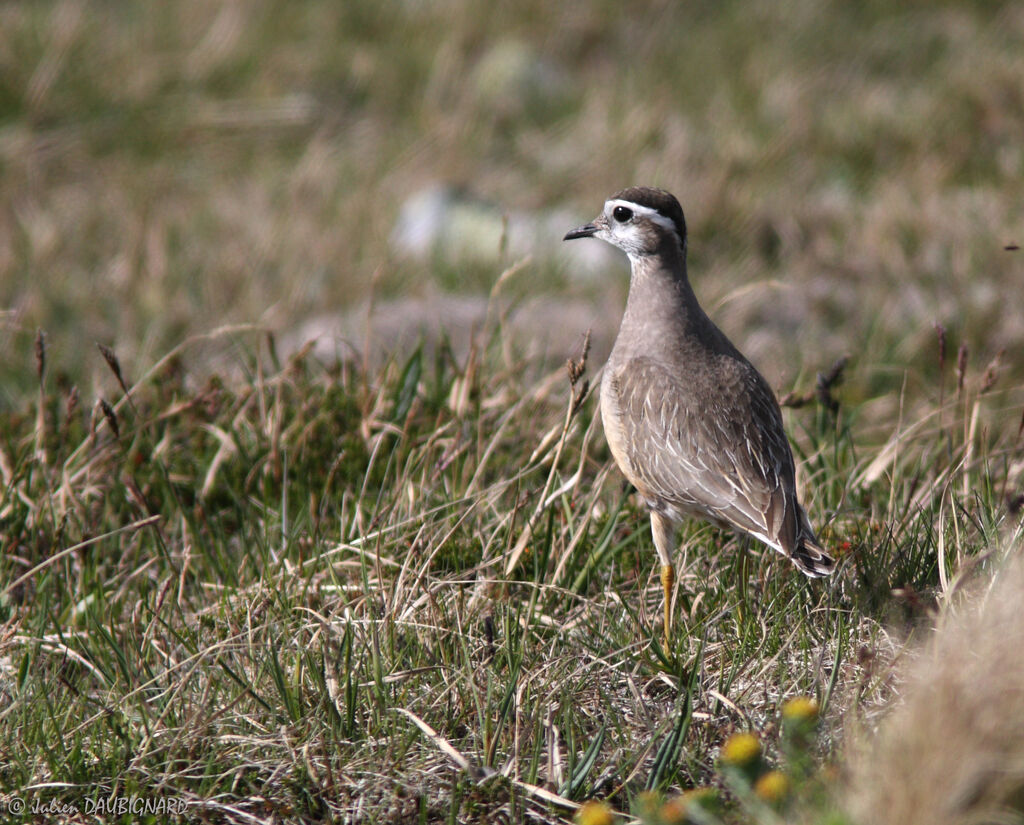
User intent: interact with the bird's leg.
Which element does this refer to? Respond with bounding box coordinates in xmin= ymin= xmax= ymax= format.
xmin=660 ymin=564 xmax=675 ymax=648
xmin=651 ymin=512 xmax=676 ymax=650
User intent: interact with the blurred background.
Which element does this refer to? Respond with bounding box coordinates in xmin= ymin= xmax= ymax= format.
xmin=1 ymin=0 xmax=1021 ymax=405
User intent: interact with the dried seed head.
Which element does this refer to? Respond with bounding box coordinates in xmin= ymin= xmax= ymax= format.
xmin=65 ymin=386 xmax=79 ymax=429
xmin=566 ymin=329 xmax=592 ymax=386
xmin=979 ymin=349 xmax=1005 ymax=394
xmin=566 ymin=357 xmax=582 ymax=385
xmin=571 ymin=379 xmax=590 ymax=417
xmin=35 ymin=329 xmax=46 ymax=383
xmin=97 ymin=343 xmax=129 ymax=395
xmin=98 ymin=398 xmax=120 ymax=438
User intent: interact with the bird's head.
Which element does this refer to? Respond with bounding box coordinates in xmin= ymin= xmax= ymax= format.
xmin=563 ymin=186 xmax=687 ymax=260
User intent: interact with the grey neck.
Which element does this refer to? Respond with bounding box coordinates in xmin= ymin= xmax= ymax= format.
xmin=612 ymin=248 xmax=714 ymax=362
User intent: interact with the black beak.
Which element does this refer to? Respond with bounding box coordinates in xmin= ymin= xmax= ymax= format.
xmin=563 ymin=223 xmax=598 ymax=241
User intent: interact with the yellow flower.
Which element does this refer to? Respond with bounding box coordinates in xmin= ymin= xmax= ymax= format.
xmin=753 ymin=770 xmax=790 ymax=804
xmin=658 ymin=796 xmax=688 ymax=825
xmin=781 ymin=696 xmax=819 ymax=722
xmin=720 ymin=732 xmax=761 ymax=767
xmin=576 ymin=799 xmax=614 ymax=825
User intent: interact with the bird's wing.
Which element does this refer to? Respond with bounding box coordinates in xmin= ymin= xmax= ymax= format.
xmin=606 ymin=355 xmax=800 ymax=551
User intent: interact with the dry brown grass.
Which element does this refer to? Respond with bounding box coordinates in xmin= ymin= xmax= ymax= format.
xmin=844 ymin=537 xmax=1024 ymax=825
xmin=2 ymin=2 xmax=1022 ymax=404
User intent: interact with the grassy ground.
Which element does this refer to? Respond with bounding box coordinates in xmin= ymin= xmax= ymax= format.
xmin=1 ymin=1 xmax=1024 ymax=823
xmin=0 ymin=318 xmax=1020 ymax=824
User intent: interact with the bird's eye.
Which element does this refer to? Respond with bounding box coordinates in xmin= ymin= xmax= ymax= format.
xmin=612 ymin=205 xmax=633 ymax=223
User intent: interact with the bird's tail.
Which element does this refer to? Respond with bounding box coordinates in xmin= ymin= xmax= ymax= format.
xmin=790 ymin=515 xmax=836 ymax=577
xmin=790 ymin=536 xmax=835 ymax=577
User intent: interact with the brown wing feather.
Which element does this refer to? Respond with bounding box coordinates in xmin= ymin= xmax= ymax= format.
xmin=603 ymin=354 xmax=805 ymax=556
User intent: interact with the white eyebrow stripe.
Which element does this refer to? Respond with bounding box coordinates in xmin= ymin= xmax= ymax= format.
xmin=605 ymin=199 xmax=678 ymax=234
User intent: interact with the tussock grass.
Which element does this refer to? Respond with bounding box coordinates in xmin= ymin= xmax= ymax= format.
xmin=843 ymin=540 xmax=1024 ymax=825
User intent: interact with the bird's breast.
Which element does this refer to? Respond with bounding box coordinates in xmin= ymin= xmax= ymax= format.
xmin=600 ymin=365 xmax=639 ymax=487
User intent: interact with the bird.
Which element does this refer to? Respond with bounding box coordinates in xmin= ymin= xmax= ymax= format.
xmin=563 ymin=186 xmax=834 ymax=647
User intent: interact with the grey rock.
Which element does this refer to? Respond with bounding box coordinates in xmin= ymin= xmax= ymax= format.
xmin=390 ymin=183 xmax=615 ymax=276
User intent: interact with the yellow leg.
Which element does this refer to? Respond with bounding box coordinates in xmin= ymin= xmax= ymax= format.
xmin=660 ymin=562 xmax=675 ymax=649
xmin=651 ymin=512 xmax=677 ymax=650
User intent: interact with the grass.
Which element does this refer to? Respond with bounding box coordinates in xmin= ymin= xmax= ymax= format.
xmin=0 ymin=310 xmax=1021 ymax=823
xmin=1 ymin=0 xmax=1023 ymax=823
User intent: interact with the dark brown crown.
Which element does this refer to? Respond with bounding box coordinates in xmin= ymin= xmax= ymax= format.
xmin=612 ymin=186 xmax=687 ymax=244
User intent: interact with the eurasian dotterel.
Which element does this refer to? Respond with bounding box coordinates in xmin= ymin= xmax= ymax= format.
xmin=563 ymin=186 xmax=835 ymax=645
